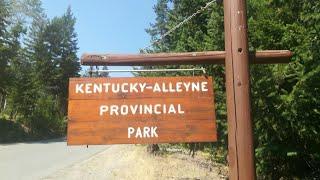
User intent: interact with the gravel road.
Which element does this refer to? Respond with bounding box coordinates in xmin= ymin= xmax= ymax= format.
xmin=1 ymin=139 xmax=226 ymax=180
xmin=45 ymin=144 xmax=227 ymax=180
xmin=0 ymin=138 xmax=108 ymax=180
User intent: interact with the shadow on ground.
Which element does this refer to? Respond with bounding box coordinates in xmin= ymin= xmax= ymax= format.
xmin=0 ymin=118 xmax=64 ymax=144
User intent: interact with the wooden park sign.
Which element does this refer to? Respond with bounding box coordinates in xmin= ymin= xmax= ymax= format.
xmin=68 ymin=0 xmax=293 ymax=179
xmin=67 ymin=76 xmax=217 ymax=145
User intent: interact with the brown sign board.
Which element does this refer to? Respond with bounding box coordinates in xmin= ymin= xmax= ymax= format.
xmin=67 ymin=76 xmax=217 ymax=145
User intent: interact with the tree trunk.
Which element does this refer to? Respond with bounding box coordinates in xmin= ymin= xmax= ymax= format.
xmin=147 ymin=144 xmax=160 ymax=155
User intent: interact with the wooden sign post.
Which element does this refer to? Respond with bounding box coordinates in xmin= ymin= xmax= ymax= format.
xmin=224 ymin=1 xmax=255 ymax=179
xmin=76 ymin=0 xmax=292 ymax=179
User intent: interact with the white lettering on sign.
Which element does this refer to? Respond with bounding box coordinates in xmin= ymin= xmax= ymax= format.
xmin=72 ymin=78 xmax=212 ymax=141
xmin=99 ymin=104 xmax=185 ymax=116
xmin=128 ymin=126 xmax=158 ymax=138
xmin=85 ymin=83 xmax=92 ymax=93
xmin=130 ymin=83 xmax=138 ymax=92
xmin=68 ymin=77 xmax=216 ymax=144
xmin=202 ymin=81 xmax=208 ymax=91
xmin=99 ymin=105 xmax=108 ymax=116
xmin=76 ymin=84 xmax=84 ymax=93
xmin=75 ymin=81 xmax=208 ymax=94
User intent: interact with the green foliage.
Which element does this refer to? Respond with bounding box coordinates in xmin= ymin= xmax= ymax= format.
xmin=248 ymin=0 xmax=320 ymax=178
xmin=0 ymin=118 xmax=31 ymax=143
xmin=0 ymin=0 xmax=13 ymax=111
xmin=0 ymin=0 xmax=79 ymax=138
xmin=25 ymin=94 xmax=66 ymax=136
xmin=32 ymin=6 xmax=80 ymax=115
xmin=147 ymin=0 xmax=320 ymax=178
xmin=143 ymin=0 xmax=227 ymax=163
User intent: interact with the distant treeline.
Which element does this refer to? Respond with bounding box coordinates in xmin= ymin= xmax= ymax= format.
xmin=0 ymin=0 xmax=319 ymax=178
xmin=141 ymin=0 xmax=320 ymax=179
xmin=0 ymin=0 xmax=80 ymax=136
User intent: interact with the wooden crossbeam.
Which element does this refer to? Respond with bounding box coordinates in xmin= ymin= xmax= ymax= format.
xmin=80 ymin=50 xmax=292 ymax=66
xmin=78 ymin=1 xmax=293 ymax=180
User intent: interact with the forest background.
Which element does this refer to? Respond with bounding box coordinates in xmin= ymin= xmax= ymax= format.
xmin=0 ymin=0 xmax=319 ymax=179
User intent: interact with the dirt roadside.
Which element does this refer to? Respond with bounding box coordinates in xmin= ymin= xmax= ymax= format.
xmin=44 ymin=145 xmax=227 ymax=180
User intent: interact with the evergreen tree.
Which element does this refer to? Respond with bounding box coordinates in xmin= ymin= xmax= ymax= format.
xmin=32 ymin=6 xmax=80 ymax=116
xmin=3 ymin=1 xmax=80 ymax=136
xmin=147 ymin=0 xmax=320 ymax=178
xmin=52 ymin=7 xmax=80 ymax=115
xmin=0 ymin=0 xmax=28 ymax=115
xmin=247 ymin=0 xmax=320 ymax=178
xmin=4 ymin=0 xmax=46 ymax=120
xmin=0 ymin=0 xmax=11 ymax=112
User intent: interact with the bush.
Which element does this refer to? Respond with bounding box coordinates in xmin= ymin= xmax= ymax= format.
xmin=21 ymin=95 xmax=66 ymax=137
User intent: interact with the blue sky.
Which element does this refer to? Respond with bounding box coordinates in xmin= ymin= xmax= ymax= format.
xmin=41 ymin=0 xmax=158 ymax=77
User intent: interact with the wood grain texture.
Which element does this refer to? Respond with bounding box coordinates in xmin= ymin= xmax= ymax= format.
xmin=67 ymin=76 xmax=217 ymax=145
xmin=68 ymin=120 xmax=217 ymax=145
xmin=80 ymin=50 xmax=292 ymax=66
xmin=68 ymin=76 xmax=213 ymax=100
xmin=68 ymin=98 xmax=214 ymax=122
xmin=224 ymin=0 xmax=256 ymax=179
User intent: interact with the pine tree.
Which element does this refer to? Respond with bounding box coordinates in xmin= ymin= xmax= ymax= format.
xmin=0 ymin=0 xmax=28 ymax=115
xmin=6 ymin=0 xmax=47 ymax=120
xmin=31 ymin=6 xmax=80 ymax=116
xmin=147 ymin=0 xmax=320 ymax=178
xmin=0 ymin=0 xmax=11 ymax=112
xmin=54 ymin=6 xmax=80 ymax=115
